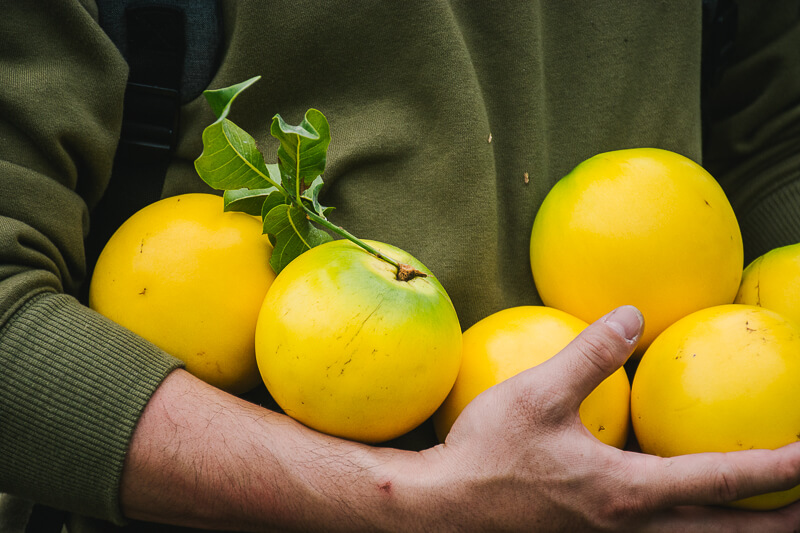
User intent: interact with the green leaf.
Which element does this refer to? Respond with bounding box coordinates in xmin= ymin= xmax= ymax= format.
xmin=221 ymin=163 xmax=283 ymax=215
xmin=195 ymin=119 xmax=277 ymax=191
xmin=260 ymin=189 xmax=289 ymax=227
xmin=301 ymin=176 xmax=335 ymax=219
xmin=203 ymin=76 xmax=261 ymax=123
xmin=194 ymin=81 xmax=346 ymax=272
xmin=262 ymin=203 xmax=333 ymax=273
xmin=271 ymin=109 xmax=331 ymax=193
xmin=223 ymin=187 xmax=276 ymax=215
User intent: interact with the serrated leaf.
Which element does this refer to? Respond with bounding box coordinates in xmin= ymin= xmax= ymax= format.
xmin=271 ymin=109 xmax=331 ymax=193
xmin=301 ymin=176 xmax=335 ymax=219
xmin=262 ymin=203 xmax=333 ymax=273
xmin=203 ymin=76 xmax=261 ymax=123
xmin=223 ymin=188 xmax=276 ymax=215
xmin=195 ymin=119 xmax=276 ymax=191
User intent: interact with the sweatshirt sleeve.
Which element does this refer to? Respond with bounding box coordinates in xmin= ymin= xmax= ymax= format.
xmin=703 ymin=0 xmax=800 ymax=261
xmin=0 ymin=1 xmax=183 ymax=524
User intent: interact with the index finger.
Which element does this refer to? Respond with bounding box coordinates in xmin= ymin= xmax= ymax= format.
xmin=631 ymin=441 xmax=800 ymax=509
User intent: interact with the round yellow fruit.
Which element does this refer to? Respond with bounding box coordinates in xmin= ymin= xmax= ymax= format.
xmin=433 ymin=306 xmax=631 ymax=448
xmin=631 ymin=304 xmax=800 ymax=510
xmin=735 ymin=242 xmax=800 ymax=326
xmin=89 ymin=193 xmax=276 ymax=394
xmin=530 ymin=148 xmax=743 ymax=351
xmin=255 ymin=239 xmax=462 ymax=443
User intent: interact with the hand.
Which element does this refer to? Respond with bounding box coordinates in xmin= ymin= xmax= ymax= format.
xmin=120 ymin=305 xmax=800 ymax=532
xmin=400 ymin=305 xmax=800 ymax=532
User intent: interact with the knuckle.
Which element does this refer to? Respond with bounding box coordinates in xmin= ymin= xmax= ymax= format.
xmin=598 ymin=496 xmax=635 ymax=524
xmin=577 ymin=331 xmax=623 ymax=377
xmin=711 ymin=463 xmax=742 ymax=502
xmin=590 ymin=491 xmax=646 ymax=530
xmin=583 ymin=464 xmax=650 ymax=529
xmin=769 ymin=452 xmax=800 ymax=491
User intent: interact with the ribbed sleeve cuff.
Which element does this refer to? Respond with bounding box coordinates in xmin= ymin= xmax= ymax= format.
xmin=738 ymin=174 xmax=800 ymax=262
xmin=0 ymin=292 xmax=184 ymax=525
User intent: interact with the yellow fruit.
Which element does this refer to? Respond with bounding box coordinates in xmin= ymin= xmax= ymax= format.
xmin=631 ymin=304 xmax=800 ymax=510
xmin=433 ymin=306 xmax=630 ymax=448
xmin=530 ymin=148 xmax=743 ymax=351
xmin=89 ymin=193 xmax=276 ymax=394
xmin=255 ymin=239 xmax=462 ymax=443
xmin=735 ymin=242 xmax=800 ymax=326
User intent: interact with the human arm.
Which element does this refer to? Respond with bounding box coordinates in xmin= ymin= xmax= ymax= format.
xmin=119 ymin=305 xmax=800 ymax=532
xmin=0 ymin=1 xmax=186 ymax=521
xmin=3 ymin=2 xmax=799 ymax=529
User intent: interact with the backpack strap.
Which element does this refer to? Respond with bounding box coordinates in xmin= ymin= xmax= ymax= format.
xmin=701 ymin=0 xmax=738 ymax=143
xmin=100 ymin=3 xmax=187 ymax=219
xmin=701 ymin=0 xmax=739 ymax=92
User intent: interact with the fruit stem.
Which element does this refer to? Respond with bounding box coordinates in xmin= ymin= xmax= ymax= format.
xmin=303 ymin=208 xmax=426 ymax=281
xmin=396 ymin=263 xmax=428 ymax=282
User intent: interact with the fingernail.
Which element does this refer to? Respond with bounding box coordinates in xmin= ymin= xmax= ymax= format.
xmin=601 ymin=305 xmax=644 ymax=343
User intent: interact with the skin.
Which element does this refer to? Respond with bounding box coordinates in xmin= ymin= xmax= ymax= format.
xmin=120 ymin=305 xmax=800 ymax=532
xmin=433 ymin=306 xmax=630 ymax=448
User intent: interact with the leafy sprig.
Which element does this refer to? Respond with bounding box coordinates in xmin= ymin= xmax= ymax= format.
xmin=194 ymin=76 xmax=424 ymax=280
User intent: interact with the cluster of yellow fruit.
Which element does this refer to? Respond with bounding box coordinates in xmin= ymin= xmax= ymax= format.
xmin=89 ymin=148 xmax=799 ymax=509
xmin=441 ymin=147 xmax=799 ymax=510
xmin=438 ymin=147 xmax=742 ymax=445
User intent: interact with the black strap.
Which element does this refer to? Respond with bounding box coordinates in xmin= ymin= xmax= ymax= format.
xmin=114 ymin=4 xmax=186 ymax=185
xmin=701 ymin=0 xmax=738 ymax=144
xmin=701 ymin=0 xmax=738 ymax=93
xmin=24 ymin=503 xmax=68 ymax=533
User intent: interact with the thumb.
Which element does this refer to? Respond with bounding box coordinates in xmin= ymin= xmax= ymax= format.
xmin=536 ymin=305 xmax=643 ymax=411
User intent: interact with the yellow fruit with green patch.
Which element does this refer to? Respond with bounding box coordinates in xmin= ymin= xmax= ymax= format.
xmin=255 ymin=239 xmax=462 ymax=443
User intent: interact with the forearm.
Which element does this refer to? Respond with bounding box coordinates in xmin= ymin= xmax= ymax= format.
xmin=118 ymin=307 xmax=800 ymax=533
xmin=120 ymin=369 xmax=423 ymax=532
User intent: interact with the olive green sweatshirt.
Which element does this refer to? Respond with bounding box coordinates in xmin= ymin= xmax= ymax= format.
xmin=0 ymin=1 xmax=798 ymax=530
